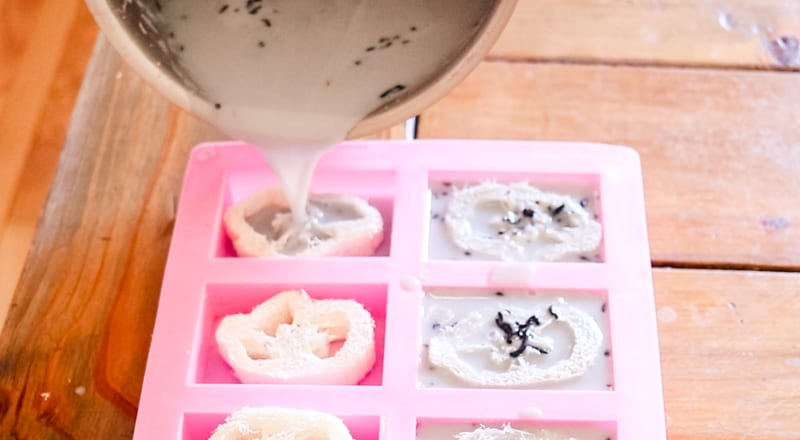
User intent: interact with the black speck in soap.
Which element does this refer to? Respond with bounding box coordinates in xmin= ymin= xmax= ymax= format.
xmin=354 ymin=60 xmax=362 ymax=66
xmin=249 ymin=6 xmax=262 ymax=14
xmin=262 ymin=18 xmax=271 ymax=27
xmin=218 ymin=4 xmax=228 ymax=13
xmin=464 ymin=251 xmax=472 ymax=256
xmin=234 ymin=8 xmax=240 ymax=12
xmin=214 ymin=103 xmax=221 ymax=109
xmin=178 ymin=45 xmax=185 ymax=52
xmin=366 ymin=46 xmax=376 ymax=52
xmin=601 ymin=302 xmax=607 ymax=313
xmin=604 ymin=350 xmax=610 ymax=357
xmin=154 ymin=0 xmax=162 ymax=12
xmin=168 ymin=32 xmax=175 ymax=38
xmin=379 ymin=37 xmax=390 ymax=43
xmin=410 ymin=25 xmax=417 ymax=31
xmin=551 ymin=204 xmax=565 ymax=215
xmin=379 ymin=84 xmax=406 ymax=99
xmin=580 ymin=198 xmax=589 ymax=208
xmin=522 ymin=208 xmax=534 ymax=217
xmin=402 ymin=39 xmax=410 ymax=45
xmin=258 ymin=41 xmax=265 ymax=47
xmin=495 ymin=291 xmax=504 ymax=296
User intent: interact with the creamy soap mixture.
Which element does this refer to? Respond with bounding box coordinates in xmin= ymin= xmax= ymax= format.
xmin=419 ymin=291 xmax=612 ymax=391
xmin=156 ymin=0 xmax=494 ymax=221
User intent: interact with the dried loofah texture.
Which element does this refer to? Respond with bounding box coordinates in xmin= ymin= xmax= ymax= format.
xmin=428 ymin=301 xmax=603 ymax=387
xmin=456 ymin=424 xmax=581 ymax=440
xmin=224 ymin=188 xmax=384 ymax=258
xmin=445 ymin=182 xmax=601 ymax=261
xmin=209 ymin=407 xmax=354 ymax=440
xmin=216 ymin=290 xmax=376 ymax=385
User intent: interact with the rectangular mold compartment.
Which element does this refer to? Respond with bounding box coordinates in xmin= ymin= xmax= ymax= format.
xmin=184 ymin=412 xmax=383 ymax=440
xmin=417 ymin=288 xmax=613 ymax=391
xmin=192 ymin=283 xmax=389 ymax=386
xmin=426 ymin=171 xmax=604 ymax=263
xmin=415 ymin=418 xmax=617 ymax=440
xmin=215 ymin=167 xmax=397 ymax=258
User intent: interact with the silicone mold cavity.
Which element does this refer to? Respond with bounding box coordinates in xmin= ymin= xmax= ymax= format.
xmin=193 ymin=283 xmax=388 ymax=385
xmin=417 ymin=289 xmax=612 ymax=391
xmin=183 ymin=412 xmax=382 ymax=440
xmin=134 ymin=141 xmax=664 ymax=440
xmin=415 ymin=419 xmax=616 ymax=440
xmin=427 ymin=172 xmax=604 ymax=262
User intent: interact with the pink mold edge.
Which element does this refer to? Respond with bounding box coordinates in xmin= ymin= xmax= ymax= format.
xmin=132 ymin=140 xmax=665 ymax=440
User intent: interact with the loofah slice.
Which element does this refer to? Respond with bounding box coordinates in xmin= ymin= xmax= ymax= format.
xmin=456 ymin=424 xmax=581 ymax=440
xmin=445 ymin=182 xmax=601 ymax=261
xmin=216 ymin=290 xmax=376 ymax=385
xmin=428 ymin=301 xmax=603 ymax=387
xmin=210 ymin=407 xmax=354 ymax=440
xmin=224 ymin=188 xmax=384 ymax=258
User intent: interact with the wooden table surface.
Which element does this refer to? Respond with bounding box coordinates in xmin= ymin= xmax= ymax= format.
xmin=2 ymin=1 xmax=800 ymax=438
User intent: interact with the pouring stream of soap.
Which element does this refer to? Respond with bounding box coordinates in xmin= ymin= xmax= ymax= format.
xmin=155 ymin=0 xmax=494 ymax=223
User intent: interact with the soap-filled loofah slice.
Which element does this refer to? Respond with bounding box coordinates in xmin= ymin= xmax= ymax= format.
xmin=456 ymin=424 xmax=582 ymax=440
xmin=445 ymin=182 xmax=601 ymax=261
xmin=428 ymin=301 xmax=603 ymax=388
xmin=224 ymin=188 xmax=384 ymax=258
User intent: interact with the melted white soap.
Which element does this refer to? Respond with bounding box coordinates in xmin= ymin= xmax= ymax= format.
xmin=160 ymin=0 xmax=494 ymax=221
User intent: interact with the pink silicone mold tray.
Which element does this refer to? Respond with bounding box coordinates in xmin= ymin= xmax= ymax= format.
xmin=133 ymin=140 xmax=665 ymax=440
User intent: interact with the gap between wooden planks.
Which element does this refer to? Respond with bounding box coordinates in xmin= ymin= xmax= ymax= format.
xmin=418 ymin=61 xmax=800 ymax=270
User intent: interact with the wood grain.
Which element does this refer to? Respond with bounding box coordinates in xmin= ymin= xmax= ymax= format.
xmin=492 ymin=0 xmax=800 ymax=69
xmin=0 ymin=1 xmax=97 ymax=327
xmin=0 ymin=0 xmax=89 ymax=234
xmin=655 ymin=269 xmax=800 ymax=439
xmin=0 ymin=33 xmax=403 ymax=439
xmin=418 ymin=62 xmax=800 ymax=269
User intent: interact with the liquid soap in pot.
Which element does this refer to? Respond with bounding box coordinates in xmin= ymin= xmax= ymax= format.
xmin=155 ymin=0 xmax=495 ymax=221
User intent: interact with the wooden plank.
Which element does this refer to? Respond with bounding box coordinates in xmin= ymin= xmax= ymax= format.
xmin=491 ymin=0 xmax=800 ymax=69
xmin=654 ymin=269 xmax=800 ymax=439
xmin=0 ymin=2 xmax=97 ymax=328
xmin=0 ymin=36 xmax=402 ymax=438
xmin=0 ymin=0 xmax=88 ymax=239
xmin=418 ymin=62 xmax=800 ymax=268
